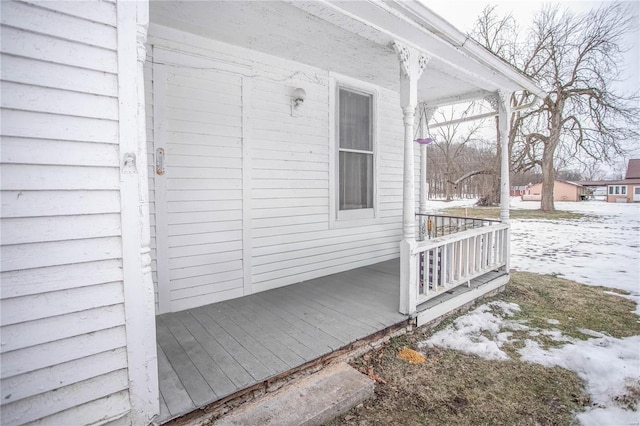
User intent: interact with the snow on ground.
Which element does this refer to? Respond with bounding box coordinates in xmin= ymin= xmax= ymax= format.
xmin=509 ymin=198 xmax=640 ymax=296
xmin=425 ymin=198 xmax=640 ymax=425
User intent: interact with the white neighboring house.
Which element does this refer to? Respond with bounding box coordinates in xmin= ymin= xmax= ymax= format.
xmin=0 ymin=1 xmax=543 ymax=425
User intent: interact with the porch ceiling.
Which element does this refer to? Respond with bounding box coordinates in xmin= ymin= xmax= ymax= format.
xmin=149 ymin=1 xmax=534 ymax=107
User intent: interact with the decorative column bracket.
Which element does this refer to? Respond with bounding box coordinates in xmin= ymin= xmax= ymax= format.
xmin=423 ymin=105 xmax=437 ymax=122
xmin=392 ymin=41 xmax=430 ymax=109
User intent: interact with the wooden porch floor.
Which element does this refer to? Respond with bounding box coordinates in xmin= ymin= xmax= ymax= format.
xmin=155 ymin=259 xmax=407 ymax=423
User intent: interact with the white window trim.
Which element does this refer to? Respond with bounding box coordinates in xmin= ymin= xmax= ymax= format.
xmin=329 ymin=73 xmax=380 ymax=229
xmin=608 ymin=185 xmax=627 ymax=195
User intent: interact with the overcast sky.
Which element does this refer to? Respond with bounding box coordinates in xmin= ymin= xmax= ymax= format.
xmin=427 ymin=1 xmax=640 ymax=96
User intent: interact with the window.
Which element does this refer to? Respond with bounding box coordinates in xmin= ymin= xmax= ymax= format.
xmin=338 ymin=88 xmax=374 ymax=211
xmin=609 ymin=185 xmax=627 ymax=195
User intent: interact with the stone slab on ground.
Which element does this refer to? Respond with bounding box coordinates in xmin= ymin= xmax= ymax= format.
xmin=214 ymin=362 xmax=374 ymax=426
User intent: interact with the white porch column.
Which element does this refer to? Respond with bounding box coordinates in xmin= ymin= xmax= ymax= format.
xmin=393 ymin=42 xmax=429 ymax=315
xmin=497 ymin=90 xmax=512 ymax=271
xmin=419 ymin=104 xmax=428 ymax=215
xmin=116 ymin=0 xmax=159 ymax=422
xmin=419 ymin=106 xmax=436 ymax=215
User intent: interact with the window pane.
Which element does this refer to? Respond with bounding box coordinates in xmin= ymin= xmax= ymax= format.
xmin=615 ymin=186 xmax=620 ymax=194
xmin=339 ymin=89 xmax=371 ymax=151
xmin=622 ymin=186 xmax=627 ymax=194
xmin=609 ymin=186 xmax=614 ymax=194
xmin=339 ymin=151 xmax=373 ymax=210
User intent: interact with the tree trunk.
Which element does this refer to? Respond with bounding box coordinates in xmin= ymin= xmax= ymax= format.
xmin=540 ymin=108 xmax=562 ymax=211
xmin=540 ymin=145 xmax=556 ymax=211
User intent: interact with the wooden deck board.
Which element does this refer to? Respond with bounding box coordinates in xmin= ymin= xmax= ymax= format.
xmin=268 ymin=285 xmax=378 ymax=339
xmin=231 ymin=294 xmax=344 ymax=352
xmin=293 ymin=278 xmax=390 ymax=329
xmin=162 ymin=313 xmax=237 ymax=398
xmin=156 ymin=317 xmax=216 ymax=407
xmin=174 ymin=311 xmax=255 ymax=389
xmin=156 ymin=344 xmax=195 ymax=417
xmin=217 ymin=299 xmax=318 ymax=363
xmin=189 ymin=307 xmax=274 ymax=382
xmin=202 ymin=302 xmax=294 ymax=371
xmin=158 ymin=391 xmax=171 ymax=422
xmin=157 ymin=259 xmax=409 ymax=423
xmin=295 ymin=272 xmax=400 ymax=328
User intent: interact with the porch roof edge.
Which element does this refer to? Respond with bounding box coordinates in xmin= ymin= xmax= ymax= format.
xmin=386 ymin=1 xmax=546 ymax=99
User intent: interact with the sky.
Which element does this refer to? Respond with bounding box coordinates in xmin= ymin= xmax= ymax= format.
xmin=428 ymin=0 xmax=640 ymax=97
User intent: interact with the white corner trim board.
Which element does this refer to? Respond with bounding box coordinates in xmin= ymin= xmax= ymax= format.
xmin=116 ymin=0 xmax=159 ymax=423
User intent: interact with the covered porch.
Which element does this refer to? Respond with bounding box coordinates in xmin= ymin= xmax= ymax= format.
xmin=141 ymin=1 xmax=545 ymax=424
xmin=156 ymin=258 xmax=507 ymax=423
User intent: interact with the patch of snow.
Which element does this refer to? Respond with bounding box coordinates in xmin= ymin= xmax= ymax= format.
xmin=576 ymin=406 xmax=640 ymax=426
xmin=519 ymin=335 xmax=640 ymax=425
xmin=429 ymin=198 xmax=479 ymax=209
xmin=541 ymin=329 xmax=574 ymax=342
xmin=419 ymin=301 xmax=521 ymax=361
xmin=547 ymin=319 xmax=561 ymax=325
xmin=577 ymin=329 xmax=608 ymax=338
xmin=503 ymin=321 xmax=529 ymax=331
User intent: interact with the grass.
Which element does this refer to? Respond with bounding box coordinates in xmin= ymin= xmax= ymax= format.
xmin=440 ymin=206 xmax=588 ymax=221
xmin=503 ymin=271 xmax=640 ymax=342
xmin=327 ymin=273 xmax=639 ymax=426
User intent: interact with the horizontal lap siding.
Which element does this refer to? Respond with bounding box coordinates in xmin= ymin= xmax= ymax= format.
xmin=149 ymin=27 xmax=405 ymax=306
xmin=0 ymin=1 xmax=129 ymax=425
xmin=247 ymin=51 xmax=404 ymax=292
xmin=163 ymin=62 xmax=245 ymax=311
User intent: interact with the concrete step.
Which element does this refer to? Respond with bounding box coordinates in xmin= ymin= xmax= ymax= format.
xmin=215 ymin=362 xmax=374 ymax=426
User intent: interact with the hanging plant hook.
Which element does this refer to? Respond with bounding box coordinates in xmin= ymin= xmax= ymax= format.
xmin=415 ymin=105 xmax=434 ymax=145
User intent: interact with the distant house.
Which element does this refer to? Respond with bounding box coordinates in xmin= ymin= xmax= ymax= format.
xmin=579 ymin=159 xmax=640 ymax=203
xmin=510 ymin=185 xmax=526 ymax=196
xmin=522 ymin=180 xmax=589 ymax=202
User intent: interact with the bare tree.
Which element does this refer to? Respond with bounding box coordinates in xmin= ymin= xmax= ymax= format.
xmin=579 ymin=159 xmax=606 ymax=181
xmin=427 ymin=106 xmax=489 ymax=201
xmin=473 ymin=4 xmax=639 ymax=211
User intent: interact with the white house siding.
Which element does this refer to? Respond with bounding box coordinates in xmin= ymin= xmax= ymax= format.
xmin=148 ymin=25 xmax=404 ymax=312
xmin=0 ymin=1 xmax=131 ymax=424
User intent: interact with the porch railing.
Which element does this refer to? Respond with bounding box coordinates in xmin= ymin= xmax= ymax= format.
xmin=416 ymin=213 xmax=501 ymax=241
xmin=412 ymin=222 xmax=509 ymax=306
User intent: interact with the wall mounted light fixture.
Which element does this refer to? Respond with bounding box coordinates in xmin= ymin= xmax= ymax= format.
xmin=291 ymin=88 xmax=306 ymax=116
